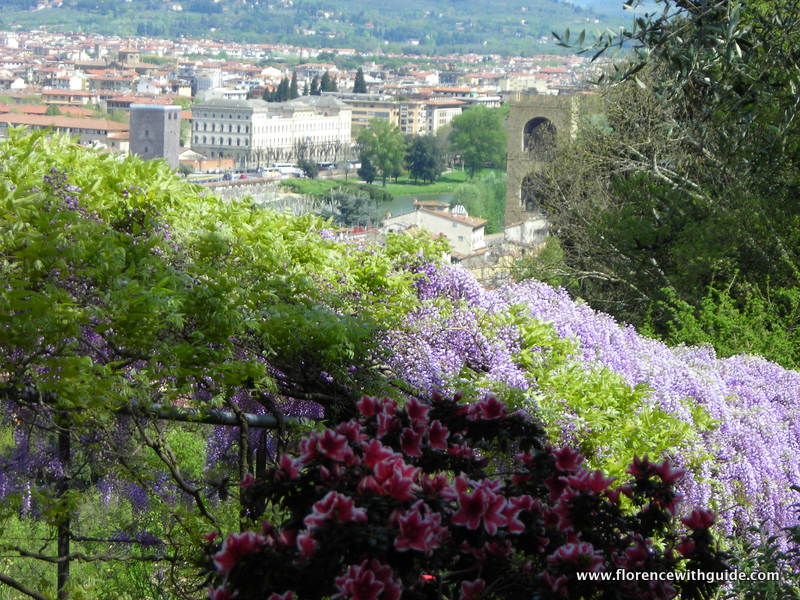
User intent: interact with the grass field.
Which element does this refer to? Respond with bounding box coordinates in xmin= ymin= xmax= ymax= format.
xmin=279 ymin=169 xmax=502 ymax=199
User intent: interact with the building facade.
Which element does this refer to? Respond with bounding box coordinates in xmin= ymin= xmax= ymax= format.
xmin=130 ymin=104 xmax=181 ymax=168
xmin=190 ymin=96 xmax=351 ymax=169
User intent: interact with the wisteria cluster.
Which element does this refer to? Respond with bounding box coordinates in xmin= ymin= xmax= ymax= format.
xmin=383 ymin=264 xmax=800 ymax=543
xmin=204 ymin=393 xmax=725 ymax=600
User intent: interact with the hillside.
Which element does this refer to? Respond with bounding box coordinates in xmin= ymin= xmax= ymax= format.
xmin=0 ymin=0 xmax=630 ymax=56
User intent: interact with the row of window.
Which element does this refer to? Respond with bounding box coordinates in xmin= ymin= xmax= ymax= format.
xmin=194 ymin=136 xmax=250 ymax=146
xmin=194 ymin=122 xmax=250 ymax=133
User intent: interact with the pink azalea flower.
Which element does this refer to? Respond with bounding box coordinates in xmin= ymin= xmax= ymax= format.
xmin=466 ymin=396 xmax=506 ymax=421
xmin=655 ymin=460 xmax=685 ymax=484
xmin=405 ymin=398 xmax=431 ymax=427
xmin=317 ymin=429 xmax=355 ymax=463
xmin=334 ymin=560 xmax=402 ymax=600
xmin=420 ymin=473 xmax=457 ymax=501
xmin=297 ymin=531 xmax=317 ymax=559
xmin=267 ymin=592 xmax=296 ymax=600
xmin=239 ymin=472 xmax=254 ymax=488
xmin=564 ymin=470 xmax=616 ymax=494
xmin=503 ymin=494 xmax=534 ymax=534
xmin=400 ymin=428 xmax=423 ymax=458
xmin=209 ymin=586 xmax=234 ymax=600
xmin=336 ymin=420 xmax=368 ymax=443
xmin=275 ymin=454 xmax=301 ymax=481
xmin=675 ymin=537 xmax=696 ymax=557
xmin=361 ymin=439 xmax=398 ymax=469
xmin=459 ymin=578 xmax=486 ymax=600
xmin=356 ymin=396 xmax=380 ymax=417
xmin=427 ymin=420 xmax=450 ymax=450
xmin=377 ymin=411 xmax=398 ymax=439
xmin=451 ymin=476 xmax=508 ymax=535
xmin=394 ymin=502 xmax=444 ymax=554
xmin=681 ymin=509 xmax=716 ymax=530
xmin=547 ymin=541 xmax=605 ymax=572
xmin=553 ymin=447 xmax=584 ymax=472
xmin=203 ymin=531 xmax=218 ymax=543
xmin=212 ymin=531 xmax=266 ymax=574
xmin=303 ymin=491 xmax=367 ymax=531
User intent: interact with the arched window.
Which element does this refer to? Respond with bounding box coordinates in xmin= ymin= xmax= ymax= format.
xmin=521 ymin=173 xmax=546 ymax=213
xmin=523 ymin=117 xmax=557 ymax=161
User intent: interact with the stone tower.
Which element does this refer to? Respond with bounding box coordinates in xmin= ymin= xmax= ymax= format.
xmin=130 ymin=104 xmax=181 ymax=169
xmin=505 ymin=92 xmax=598 ymax=227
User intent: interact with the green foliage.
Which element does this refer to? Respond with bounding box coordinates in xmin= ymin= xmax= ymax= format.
xmin=512 ymin=235 xmax=568 ymax=287
xmin=448 ymin=106 xmax=507 ymax=176
xmin=319 ymin=188 xmax=377 ymax=227
xmin=297 ymin=158 xmax=319 ymax=179
xmin=405 ymin=134 xmax=444 ymax=184
xmin=541 ymin=1 xmax=800 ymax=367
xmin=484 ymin=307 xmax=714 ymax=480
xmin=352 ymin=67 xmax=367 ymax=93
xmin=658 ymin=284 xmax=800 ymax=369
xmin=357 ymin=119 xmax=406 ymax=186
xmin=449 ymin=170 xmax=506 ymax=234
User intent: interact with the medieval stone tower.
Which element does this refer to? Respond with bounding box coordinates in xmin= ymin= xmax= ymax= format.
xmin=505 ymin=92 xmax=598 ymax=227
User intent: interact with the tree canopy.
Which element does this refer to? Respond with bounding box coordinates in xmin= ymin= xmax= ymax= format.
xmin=448 ymin=106 xmax=507 ymax=176
xmin=356 ymin=118 xmax=406 ymax=186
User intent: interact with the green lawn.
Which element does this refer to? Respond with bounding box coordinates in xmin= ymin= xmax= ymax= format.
xmin=279 ymin=169 xmax=502 ymax=199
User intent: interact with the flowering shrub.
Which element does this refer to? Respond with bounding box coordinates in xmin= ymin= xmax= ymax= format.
xmin=203 ymin=393 xmax=726 ymax=600
xmin=384 ymin=264 xmax=800 ymax=544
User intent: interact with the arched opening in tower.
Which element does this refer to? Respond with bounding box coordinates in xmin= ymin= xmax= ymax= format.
xmin=523 ymin=117 xmax=557 ymax=160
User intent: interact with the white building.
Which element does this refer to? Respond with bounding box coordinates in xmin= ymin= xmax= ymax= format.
xmin=190 ymin=96 xmax=351 ymax=169
xmin=383 ymin=202 xmax=486 ymax=257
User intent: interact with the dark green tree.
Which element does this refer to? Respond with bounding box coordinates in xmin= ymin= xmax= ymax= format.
xmin=357 ymin=152 xmax=376 ymax=184
xmin=353 ymin=67 xmax=367 ymax=93
xmin=289 ymin=71 xmax=299 ymax=99
xmin=405 ymin=135 xmax=444 ymax=183
xmin=357 ymin=118 xmax=406 ymax=186
xmin=448 ymin=106 xmax=506 ymax=176
xmin=536 ymin=0 xmax=800 ymax=367
xmin=310 ymin=76 xmax=320 ymax=96
xmin=303 ymin=81 xmax=309 ymax=96
xmin=320 ymin=71 xmax=337 ymax=92
xmin=297 ymin=158 xmax=319 ymax=179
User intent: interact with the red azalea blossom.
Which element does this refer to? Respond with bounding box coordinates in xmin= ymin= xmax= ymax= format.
xmin=297 ymin=531 xmax=317 ymax=559
xmin=504 ymin=494 xmax=534 ymax=534
xmin=451 ymin=476 xmax=508 ymax=535
xmin=681 ymin=509 xmax=716 ymax=530
xmin=394 ymin=502 xmax=444 ymax=554
xmin=356 ymin=396 xmax=380 ymax=417
xmin=203 ymin=531 xmax=218 ymax=543
xmin=275 ymin=454 xmax=301 ymax=480
xmin=553 ymin=447 xmax=584 ymax=472
xmin=209 ymin=586 xmax=234 ymax=600
xmin=459 ymin=578 xmax=486 ymax=600
xmin=466 ymin=396 xmax=506 ymax=421
xmin=655 ymin=460 xmax=685 ymax=484
xmin=400 ymin=427 xmax=423 ymax=457
xmin=675 ymin=537 xmax=696 ymax=557
xmin=427 ymin=420 xmax=450 ymax=450
xmin=267 ymin=592 xmax=296 ymax=600
xmin=420 ymin=473 xmax=457 ymax=501
xmin=304 ymin=491 xmax=367 ymax=531
xmin=547 ymin=541 xmax=605 ymax=572
xmin=564 ymin=469 xmax=616 ymax=494
xmin=337 ymin=420 xmax=368 ymax=443
xmin=239 ymin=472 xmax=254 ymax=488
xmin=362 ymin=439 xmax=398 ymax=468
xmin=212 ymin=531 xmax=266 ymax=574
xmin=334 ymin=560 xmax=402 ymax=600
xmin=317 ymin=429 xmax=356 ymax=463
xmin=405 ymin=397 xmax=431 ymax=427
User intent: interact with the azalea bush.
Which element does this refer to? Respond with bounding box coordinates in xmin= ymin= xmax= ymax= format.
xmin=203 ymin=393 xmax=726 ymax=600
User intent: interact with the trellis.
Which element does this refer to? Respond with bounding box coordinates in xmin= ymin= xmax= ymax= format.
xmin=1 ymin=394 xmax=293 ymax=600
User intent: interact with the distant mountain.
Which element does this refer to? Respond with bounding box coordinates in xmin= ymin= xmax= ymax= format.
xmin=0 ymin=0 xmax=630 ymax=56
